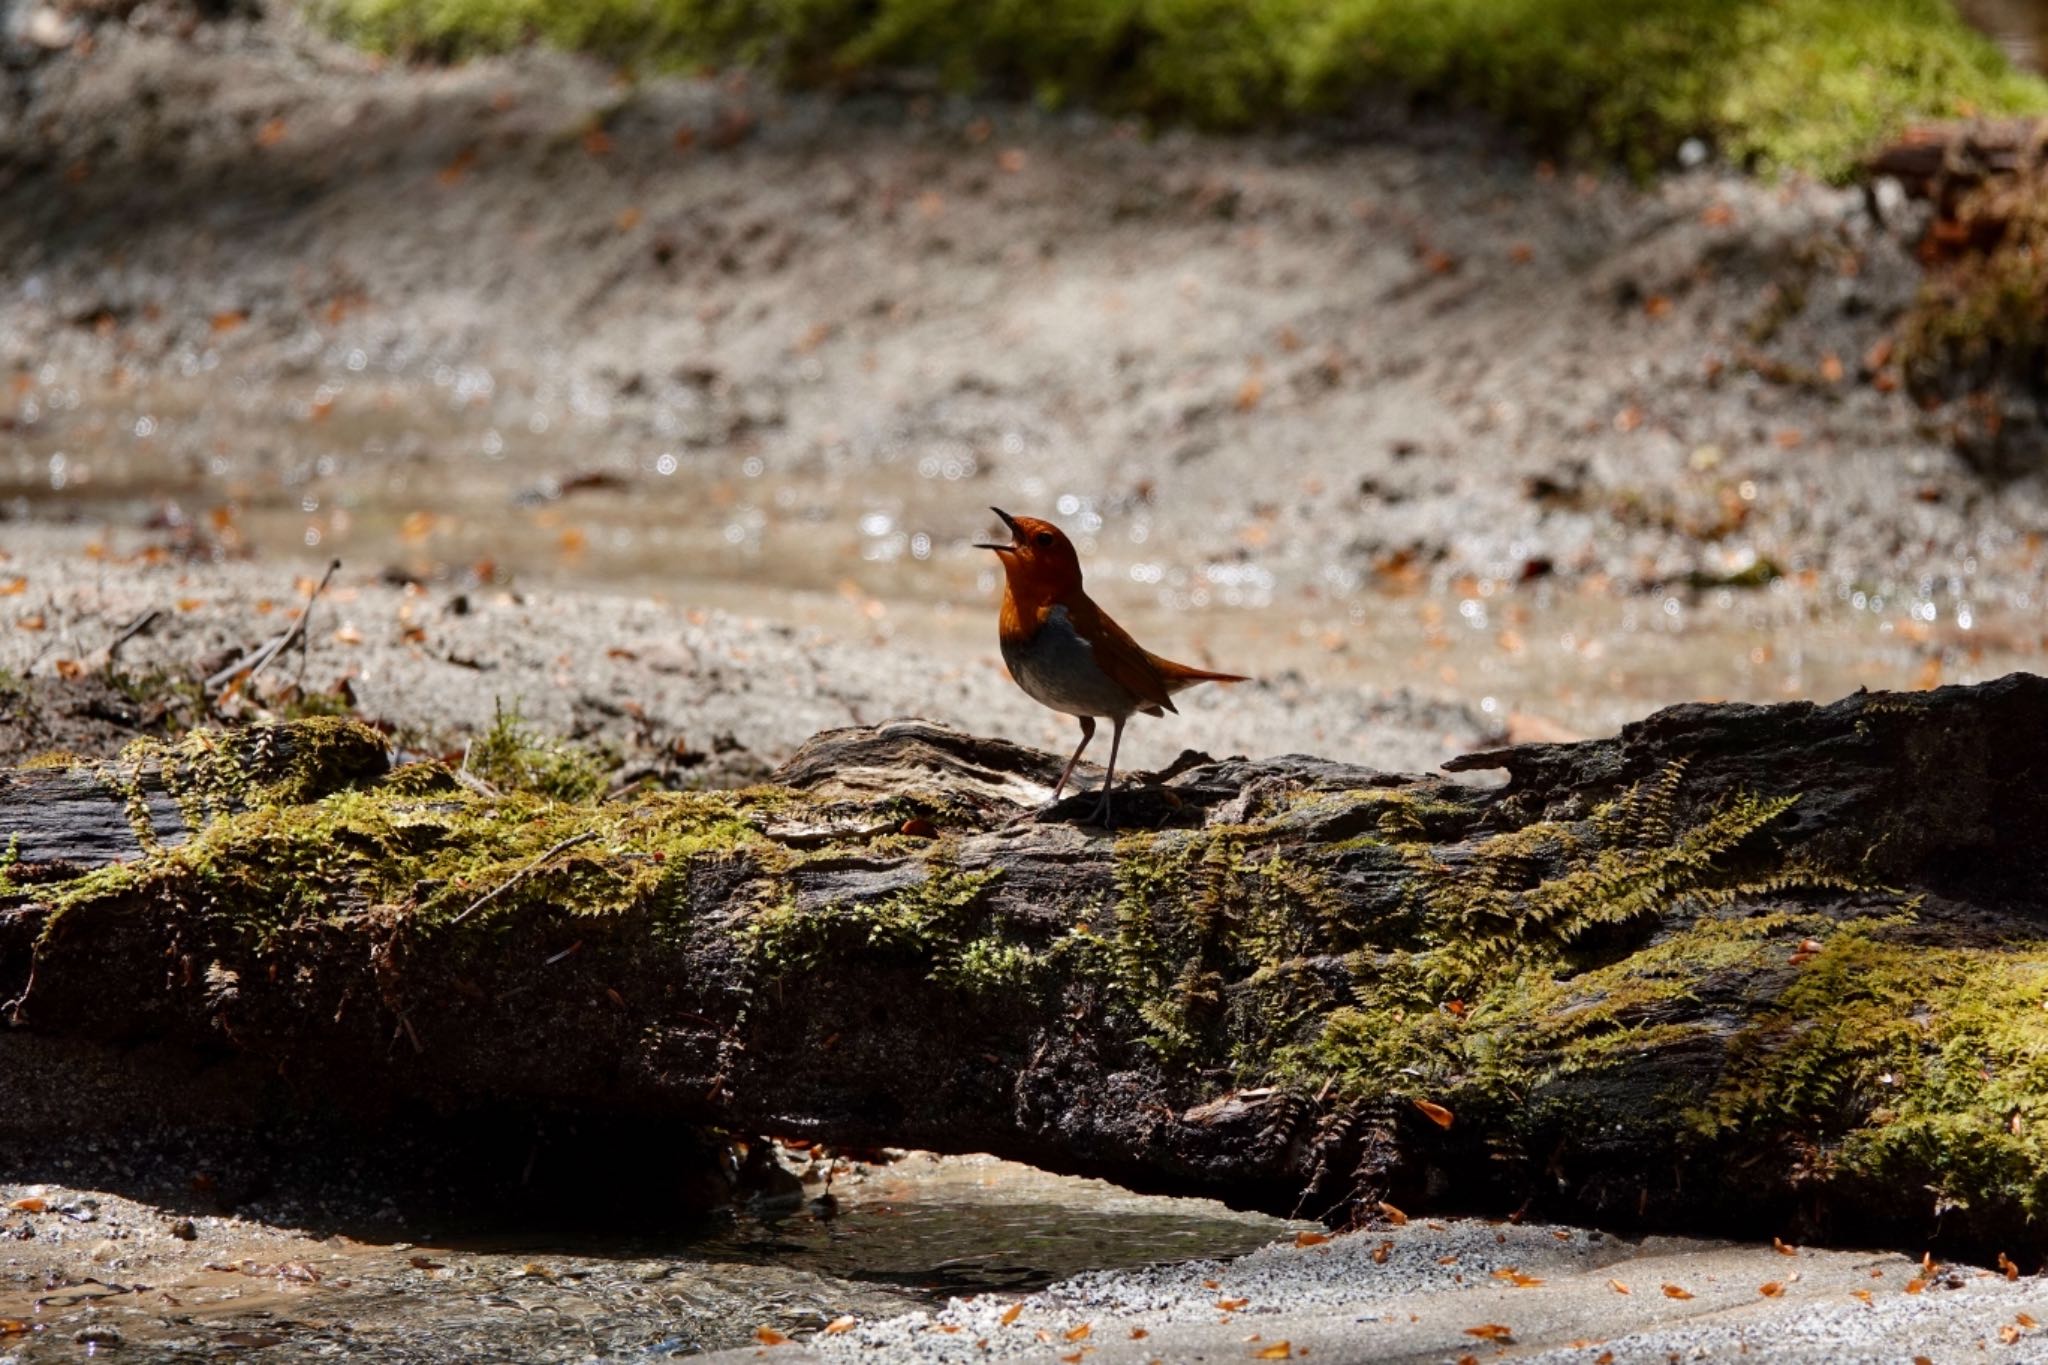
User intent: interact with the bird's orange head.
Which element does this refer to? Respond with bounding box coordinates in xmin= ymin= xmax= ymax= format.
xmin=977 ymin=508 xmax=1084 ymax=603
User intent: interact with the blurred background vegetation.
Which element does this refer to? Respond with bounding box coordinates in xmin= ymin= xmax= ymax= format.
xmin=317 ymin=0 xmax=2047 ymax=179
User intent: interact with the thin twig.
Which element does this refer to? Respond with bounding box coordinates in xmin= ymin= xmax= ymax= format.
xmin=445 ymin=830 xmax=597 ymax=928
xmin=204 ymin=558 xmax=340 ymax=694
xmin=103 ymin=608 xmax=162 ymax=677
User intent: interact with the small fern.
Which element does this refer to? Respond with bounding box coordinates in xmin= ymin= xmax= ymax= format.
xmin=1415 ymin=766 xmax=1825 ymax=995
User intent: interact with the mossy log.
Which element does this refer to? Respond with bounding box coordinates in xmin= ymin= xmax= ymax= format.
xmin=5 ymin=677 xmax=2048 ymax=1257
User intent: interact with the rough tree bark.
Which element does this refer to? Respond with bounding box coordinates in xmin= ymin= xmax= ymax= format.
xmin=4 ymin=677 xmax=2048 ymax=1257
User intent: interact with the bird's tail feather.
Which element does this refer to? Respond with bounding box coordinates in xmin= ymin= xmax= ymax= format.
xmin=1150 ymin=654 xmax=1251 ymax=690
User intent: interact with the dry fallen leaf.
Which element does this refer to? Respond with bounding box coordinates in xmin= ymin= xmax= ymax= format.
xmin=1063 ymin=1323 xmax=1092 ymax=1342
xmin=1377 ymin=1202 xmax=1408 ymax=1226
xmin=2002 ymin=1325 xmax=2023 ymax=1346
xmin=1413 ymin=1099 xmax=1454 ymax=1129
xmin=1492 ymin=1269 xmax=1544 ymax=1288
xmin=1371 ymin=1241 xmax=1392 ymax=1265
xmin=1294 ymin=1231 xmax=1330 ymax=1248
xmin=16 ymin=614 xmax=44 ymax=631
xmin=1851 ymin=1290 xmax=1872 ymax=1304
xmin=1773 ymin=1236 xmax=1798 ymax=1256
xmin=753 ymin=1326 xmax=788 ymax=1346
xmin=1904 ymin=1277 xmax=1928 ymax=1294
xmin=1216 ymin=1298 xmax=1250 ymax=1312
xmin=1999 ymin=1252 xmax=2020 ymax=1281
xmin=1253 ymin=1344 xmax=1293 ymax=1360
xmin=1758 ymin=1282 xmax=1784 ymax=1298
xmin=0 ymin=576 xmax=24 ymax=596
xmin=1661 ymin=1284 xmax=1694 ymax=1300
xmin=9 ymin=1198 xmax=47 ymax=1213
xmin=53 ymin=658 xmax=86 ymax=679
xmin=823 ymin=1316 xmax=857 ymax=1335
xmin=1129 ymin=1327 xmax=1148 ymax=1339
xmin=1596 ymin=1354 xmax=1615 ymax=1365
xmin=2019 ymin=1312 xmax=2040 ymax=1329
xmin=998 ymin=1303 xmax=1023 ymax=1326
xmin=1607 ymin=1279 xmax=1631 ymax=1295
xmin=1462 ymin=1324 xmax=1513 ymax=1342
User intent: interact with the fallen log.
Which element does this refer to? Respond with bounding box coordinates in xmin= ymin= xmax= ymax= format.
xmin=1866 ymin=117 xmax=2048 ymax=210
xmin=4 ymin=676 xmax=2048 ymax=1257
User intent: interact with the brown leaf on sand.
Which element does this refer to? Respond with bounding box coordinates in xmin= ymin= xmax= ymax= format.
xmin=1377 ymin=1202 xmax=1408 ymax=1226
xmin=1463 ymin=1324 xmax=1513 ymax=1342
xmin=1661 ymin=1284 xmax=1694 ymax=1300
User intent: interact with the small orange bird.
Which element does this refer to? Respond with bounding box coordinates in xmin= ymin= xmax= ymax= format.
xmin=977 ymin=508 xmax=1249 ymax=826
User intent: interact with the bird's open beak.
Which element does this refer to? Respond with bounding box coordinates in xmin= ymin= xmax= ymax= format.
xmin=974 ymin=506 xmax=1020 ymax=553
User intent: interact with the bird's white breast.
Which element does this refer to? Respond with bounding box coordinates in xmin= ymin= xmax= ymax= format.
xmin=1000 ymin=605 xmax=1139 ymax=719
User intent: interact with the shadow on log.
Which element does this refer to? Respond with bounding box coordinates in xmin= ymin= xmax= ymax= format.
xmin=4 ymin=677 xmax=2048 ymax=1258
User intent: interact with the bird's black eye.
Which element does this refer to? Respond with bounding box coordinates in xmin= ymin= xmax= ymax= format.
xmin=1034 ymin=532 xmax=1054 ymax=548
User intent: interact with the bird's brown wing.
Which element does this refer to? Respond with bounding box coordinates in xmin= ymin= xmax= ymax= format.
xmin=1065 ymin=593 xmax=1177 ymax=714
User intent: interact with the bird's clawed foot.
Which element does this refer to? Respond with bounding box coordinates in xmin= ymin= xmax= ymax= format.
xmin=1024 ymin=787 xmax=1115 ymax=829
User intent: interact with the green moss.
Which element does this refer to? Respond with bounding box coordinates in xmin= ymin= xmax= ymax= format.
xmin=39 ymin=744 xmax=771 ymax=951
xmin=1697 ymin=924 xmax=2048 ymax=1215
xmin=464 ymin=704 xmax=609 ymax=802
xmin=746 ymin=856 xmax=1003 ymax=976
xmin=315 ymin=0 xmax=2045 ymax=180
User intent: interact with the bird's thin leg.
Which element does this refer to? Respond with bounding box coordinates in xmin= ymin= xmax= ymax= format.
xmin=1050 ymin=716 xmax=1096 ymax=803
xmin=1087 ymin=716 xmax=1126 ymax=829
